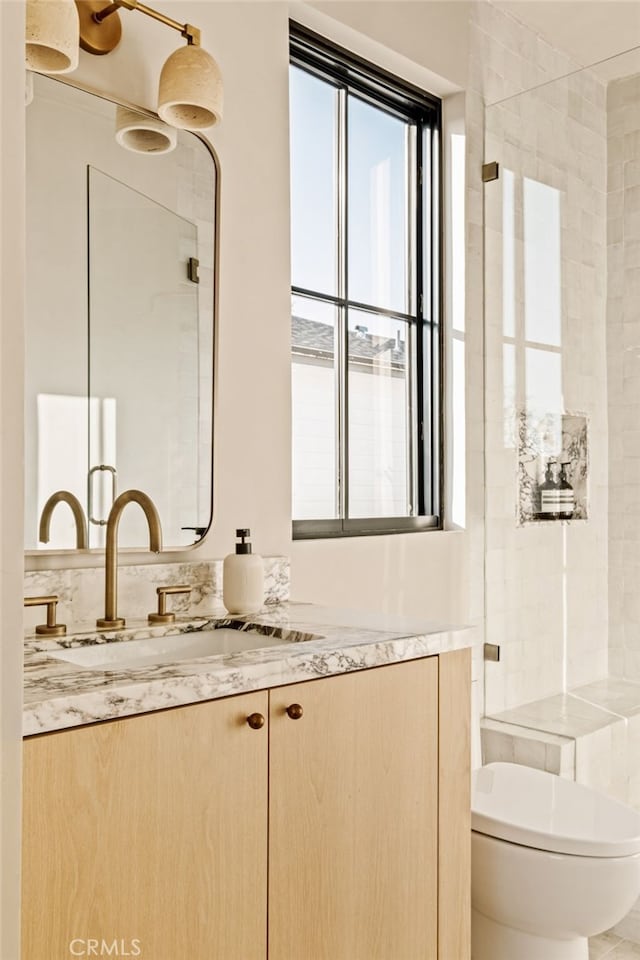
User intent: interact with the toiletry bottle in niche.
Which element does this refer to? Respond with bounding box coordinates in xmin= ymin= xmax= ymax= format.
xmin=539 ymin=459 xmax=560 ymax=520
xmin=557 ymin=461 xmax=575 ymax=520
xmin=223 ymin=529 xmax=264 ymax=615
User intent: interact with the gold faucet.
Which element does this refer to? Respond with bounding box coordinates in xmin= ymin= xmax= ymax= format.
xmin=96 ymin=489 xmax=162 ymax=629
xmin=39 ymin=490 xmax=88 ymax=550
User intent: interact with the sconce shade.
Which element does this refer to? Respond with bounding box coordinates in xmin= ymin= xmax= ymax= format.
xmin=26 ymin=0 xmax=79 ymax=74
xmin=158 ymin=45 xmax=223 ymax=131
xmin=115 ymin=106 xmax=177 ymax=155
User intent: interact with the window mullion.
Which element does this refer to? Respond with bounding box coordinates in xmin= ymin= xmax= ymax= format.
xmin=407 ymin=125 xmax=417 ymax=315
xmin=416 ymin=124 xmax=427 ymax=517
xmin=407 ymin=123 xmax=418 ymax=515
xmin=431 ymin=122 xmax=442 ymax=520
xmin=337 ymin=86 xmax=348 ymax=524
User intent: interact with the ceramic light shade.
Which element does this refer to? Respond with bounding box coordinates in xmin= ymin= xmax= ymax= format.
xmin=115 ymin=106 xmax=177 ymax=155
xmin=157 ymin=44 xmax=223 ymax=131
xmin=25 ymin=0 xmax=79 ymax=74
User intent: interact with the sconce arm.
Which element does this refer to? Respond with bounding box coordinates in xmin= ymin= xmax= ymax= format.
xmin=93 ymin=0 xmax=201 ymax=45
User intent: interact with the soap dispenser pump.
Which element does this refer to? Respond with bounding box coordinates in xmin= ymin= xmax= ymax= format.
xmin=222 ymin=529 xmax=264 ymax=615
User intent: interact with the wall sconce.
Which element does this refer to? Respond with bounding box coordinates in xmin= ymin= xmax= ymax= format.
xmin=115 ymin=105 xmax=177 ymax=154
xmin=24 ymin=0 xmax=223 ymax=131
xmin=26 ymin=0 xmax=79 ymax=74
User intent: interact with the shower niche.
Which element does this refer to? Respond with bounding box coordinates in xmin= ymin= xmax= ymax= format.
xmin=517 ymin=411 xmax=589 ymax=525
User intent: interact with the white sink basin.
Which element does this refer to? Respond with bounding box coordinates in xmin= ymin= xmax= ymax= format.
xmin=47 ymin=628 xmax=289 ymax=670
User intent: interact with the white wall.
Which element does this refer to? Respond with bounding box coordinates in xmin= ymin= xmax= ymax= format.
xmin=1 ymin=3 xmax=25 ymax=954
xmin=310 ymin=1 xmax=471 ymax=92
xmin=607 ymin=73 xmax=640 ymax=681
xmin=293 ymin=358 xmax=410 ymax=520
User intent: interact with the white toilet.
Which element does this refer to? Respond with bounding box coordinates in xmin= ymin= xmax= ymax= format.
xmin=471 ymin=762 xmax=640 ymax=960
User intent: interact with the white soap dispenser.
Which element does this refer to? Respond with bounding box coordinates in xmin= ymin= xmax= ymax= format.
xmin=223 ymin=528 xmax=264 ymax=615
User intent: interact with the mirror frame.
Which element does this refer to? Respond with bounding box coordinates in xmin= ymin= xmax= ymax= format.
xmin=24 ymin=75 xmax=220 ymax=565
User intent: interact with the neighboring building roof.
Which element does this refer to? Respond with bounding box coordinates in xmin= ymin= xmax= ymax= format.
xmin=292 ymin=315 xmax=406 ymax=369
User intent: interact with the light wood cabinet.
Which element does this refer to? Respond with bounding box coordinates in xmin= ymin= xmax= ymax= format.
xmin=22 ymin=692 xmax=269 ymax=960
xmin=269 ymin=658 xmax=439 ymax=960
xmin=22 ymin=651 xmax=470 ymax=960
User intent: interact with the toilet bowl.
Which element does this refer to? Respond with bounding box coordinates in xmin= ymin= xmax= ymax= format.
xmin=471 ymin=762 xmax=640 ymax=960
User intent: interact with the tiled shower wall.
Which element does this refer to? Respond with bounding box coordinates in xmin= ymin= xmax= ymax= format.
xmin=607 ymin=73 xmax=640 ymax=682
xmin=472 ymin=3 xmax=609 ymax=714
xmin=478 ymin=41 xmax=640 ymax=939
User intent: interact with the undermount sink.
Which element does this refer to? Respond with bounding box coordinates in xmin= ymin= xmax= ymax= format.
xmin=47 ymin=628 xmax=289 ymax=670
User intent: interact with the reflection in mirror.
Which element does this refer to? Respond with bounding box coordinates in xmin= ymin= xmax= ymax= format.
xmin=25 ymin=75 xmax=216 ymax=553
xmin=88 ymin=168 xmax=200 ymax=547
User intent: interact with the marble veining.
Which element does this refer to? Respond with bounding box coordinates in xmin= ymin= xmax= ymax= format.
xmin=485 ymin=676 xmax=640 ymax=813
xmin=489 ymin=677 xmax=640 ymax=739
xmin=23 ymin=602 xmax=471 ymax=736
xmin=24 ymin=615 xmax=318 ymax=654
xmin=24 ymin=556 xmax=290 ymax=629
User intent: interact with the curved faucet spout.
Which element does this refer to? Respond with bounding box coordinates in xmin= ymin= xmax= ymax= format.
xmin=96 ymin=489 xmax=163 ymax=629
xmin=39 ymin=490 xmax=88 ymax=550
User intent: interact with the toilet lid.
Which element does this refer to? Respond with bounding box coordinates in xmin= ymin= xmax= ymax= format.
xmin=472 ymin=763 xmax=640 ymax=857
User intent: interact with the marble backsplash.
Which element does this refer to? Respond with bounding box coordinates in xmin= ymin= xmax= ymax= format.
xmin=24 ymin=557 xmax=290 ymax=631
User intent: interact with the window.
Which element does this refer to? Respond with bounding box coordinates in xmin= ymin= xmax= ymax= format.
xmin=290 ymin=23 xmax=442 ymax=538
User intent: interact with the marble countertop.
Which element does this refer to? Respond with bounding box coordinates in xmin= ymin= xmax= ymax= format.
xmin=23 ymin=602 xmax=471 ymax=737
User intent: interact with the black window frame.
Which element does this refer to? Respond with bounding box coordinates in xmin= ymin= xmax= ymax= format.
xmin=290 ymin=21 xmax=443 ymax=539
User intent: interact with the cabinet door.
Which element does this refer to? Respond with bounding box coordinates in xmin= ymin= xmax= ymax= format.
xmin=22 ymin=693 xmax=268 ymax=960
xmin=269 ymin=658 xmax=439 ymax=960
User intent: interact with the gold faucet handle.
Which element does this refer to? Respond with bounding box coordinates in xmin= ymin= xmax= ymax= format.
xmin=24 ymin=595 xmax=66 ymax=637
xmin=148 ymin=585 xmax=191 ymax=624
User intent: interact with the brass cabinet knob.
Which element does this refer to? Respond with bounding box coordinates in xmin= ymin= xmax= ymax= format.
xmin=246 ymin=713 xmax=265 ymax=730
xmin=286 ymin=703 xmax=304 ymax=720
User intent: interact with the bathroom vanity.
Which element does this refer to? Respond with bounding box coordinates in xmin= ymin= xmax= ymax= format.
xmin=21 ymin=605 xmax=471 ymax=960
xmin=20 ymin=33 xmax=473 ymax=960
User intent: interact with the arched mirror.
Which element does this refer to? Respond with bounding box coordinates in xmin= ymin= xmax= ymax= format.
xmin=25 ymin=74 xmax=217 ymax=554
